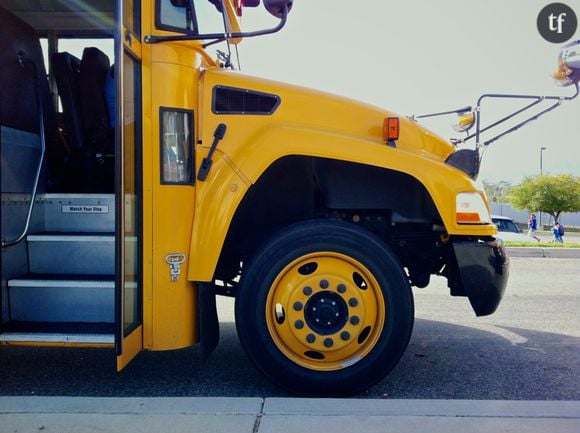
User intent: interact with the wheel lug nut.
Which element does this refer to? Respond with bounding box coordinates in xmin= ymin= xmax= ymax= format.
xmin=324 ymin=338 xmax=334 ymax=347
xmin=331 ymin=301 xmax=336 ymax=306
xmin=337 ymin=284 xmax=347 ymax=293
xmin=350 ymin=315 xmax=360 ymax=325
xmin=341 ymin=331 xmax=350 ymax=341
xmin=320 ymin=279 xmax=329 ymax=289
xmin=348 ymin=298 xmax=358 ymax=307
xmin=295 ymin=320 xmax=304 ymax=329
xmin=293 ymin=301 xmax=303 ymax=311
xmin=303 ymin=286 xmax=313 ymax=296
xmin=306 ymin=334 xmax=316 ymax=343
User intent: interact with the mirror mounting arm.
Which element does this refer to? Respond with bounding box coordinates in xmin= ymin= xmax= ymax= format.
xmin=472 ymin=81 xmax=579 ymax=148
xmin=144 ymin=5 xmax=288 ymax=44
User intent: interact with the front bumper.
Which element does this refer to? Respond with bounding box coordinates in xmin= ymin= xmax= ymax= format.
xmin=451 ymin=238 xmax=510 ymax=316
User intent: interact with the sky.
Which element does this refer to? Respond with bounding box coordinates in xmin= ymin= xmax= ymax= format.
xmin=207 ymin=0 xmax=580 ymax=185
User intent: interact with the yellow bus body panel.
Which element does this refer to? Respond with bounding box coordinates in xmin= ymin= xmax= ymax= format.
xmin=187 ymin=68 xmax=495 ymax=282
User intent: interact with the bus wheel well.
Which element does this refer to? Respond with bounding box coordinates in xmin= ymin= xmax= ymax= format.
xmin=214 ymin=155 xmax=443 ymax=289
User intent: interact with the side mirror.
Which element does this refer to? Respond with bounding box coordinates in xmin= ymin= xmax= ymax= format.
xmin=264 ymin=0 xmax=293 ymax=18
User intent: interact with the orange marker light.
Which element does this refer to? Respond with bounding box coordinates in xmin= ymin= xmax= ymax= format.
xmin=456 ymin=212 xmax=482 ymax=223
xmin=383 ymin=117 xmax=400 ymax=142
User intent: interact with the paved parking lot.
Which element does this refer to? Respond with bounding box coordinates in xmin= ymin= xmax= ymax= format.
xmin=0 ymin=257 xmax=578 ymax=400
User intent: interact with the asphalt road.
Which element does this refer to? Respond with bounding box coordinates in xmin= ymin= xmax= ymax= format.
xmin=0 ymin=257 xmax=578 ymax=399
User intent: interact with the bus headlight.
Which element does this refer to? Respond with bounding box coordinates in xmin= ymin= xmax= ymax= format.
xmin=456 ymin=192 xmax=491 ymax=224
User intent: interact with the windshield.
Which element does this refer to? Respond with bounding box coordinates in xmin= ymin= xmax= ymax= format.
xmin=157 ymin=0 xmax=225 ymax=34
xmin=494 ymin=218 xmax=520 ymax=233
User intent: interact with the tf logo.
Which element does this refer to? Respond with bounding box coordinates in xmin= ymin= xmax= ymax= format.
xmin=537 ymin=3 xmax=578 ymax=43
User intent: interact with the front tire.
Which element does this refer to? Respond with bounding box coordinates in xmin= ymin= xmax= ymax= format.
xmin=235 ymin=220 xmax=414 ymax=395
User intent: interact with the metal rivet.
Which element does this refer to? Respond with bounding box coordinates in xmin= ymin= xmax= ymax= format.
xmin=320 ymin=279 xmax=329 ymax=289
xmin=341 ymin=331 xmax=350 ymax=341
xmin=306 ymin=334 xmax=316 ymax=343
xmin=350 ymin=316 xmax=360 ymax=325
xmin=295 ymin=320 xmax=304 ymax=329
xmin=303 ymin=286 xmax=313 ymax=296
xmin=337 ymin=284 xmax=347 ymax=293
xmin=324 ymin=338 xmax=334 ymax=347
xmin=293 ymin=301 xmax=303 ymax=311
xmin=349 ymin=298 xmax=358 ymax=307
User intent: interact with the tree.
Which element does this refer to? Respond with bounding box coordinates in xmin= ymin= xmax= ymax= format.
xmin=508 ymin=174 xmax=580 ymax=222
xmin=483 ymin=180 xmax=512 ymax=203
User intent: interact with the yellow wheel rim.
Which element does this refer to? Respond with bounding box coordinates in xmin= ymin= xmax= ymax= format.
xmin=265 ymin=252 xmax=386 ymax=371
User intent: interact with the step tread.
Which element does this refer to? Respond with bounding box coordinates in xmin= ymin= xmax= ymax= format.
xmin=8 ymin=274 xmax=115 ymax=288
xmin=38 ymin=193 xmax=115 ymax=200
xmin=27 ymin=232 xmax=115 ymax=242
xmin=0 ymin=333 xmax=114 ymax=344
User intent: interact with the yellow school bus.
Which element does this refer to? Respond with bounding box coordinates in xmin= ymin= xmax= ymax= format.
xmin=0 ymin=0 xmax=517 ymax=395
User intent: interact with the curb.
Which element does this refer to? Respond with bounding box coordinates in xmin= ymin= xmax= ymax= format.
xmin=506 ymin=247 xmax=580 ymax=258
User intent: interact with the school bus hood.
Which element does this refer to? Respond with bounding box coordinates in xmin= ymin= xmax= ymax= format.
xmin=203 ymin=68 xmax=456 ymax=162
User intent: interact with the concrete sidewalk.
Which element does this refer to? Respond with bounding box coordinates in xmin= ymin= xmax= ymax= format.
xmin=1 ymin=397 xmax=579 ymax=433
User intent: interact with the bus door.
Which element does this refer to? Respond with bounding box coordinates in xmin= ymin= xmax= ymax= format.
xmin=115 ymin=0 xmax=143 ymax=370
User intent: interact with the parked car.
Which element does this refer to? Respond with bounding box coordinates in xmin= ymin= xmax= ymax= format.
xmin=492 ymin=215 xmax=537 ymax=242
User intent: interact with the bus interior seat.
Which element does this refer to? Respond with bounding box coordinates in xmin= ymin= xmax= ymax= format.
xmin=79 ymin=47 xmax=113 ymax=154
xmin=0 ymin=5 xmax=64 ymax=191
xmin=51 ymin=47 xmax=114 ymax=192
xmin=79 ymin=47 xmax=114 ymax=192
xmin=52 ymin=52 xmax=84 ymax=152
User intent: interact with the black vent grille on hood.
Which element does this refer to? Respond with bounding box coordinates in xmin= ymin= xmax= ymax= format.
xmin=212 ymin=85 xmax=281 ymax=115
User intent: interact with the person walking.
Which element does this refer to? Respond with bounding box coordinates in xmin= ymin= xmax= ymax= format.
xmin=558 ymin=222 xmax=565 ymax=242
xmin=528 ymin=213 xmax=541 ymax=242
xmin=552 ymin=222 xmax=564 ymax=243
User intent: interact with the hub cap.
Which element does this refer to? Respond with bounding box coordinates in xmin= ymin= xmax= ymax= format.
xmin=265 ymin=252 xmax=386 ymax=371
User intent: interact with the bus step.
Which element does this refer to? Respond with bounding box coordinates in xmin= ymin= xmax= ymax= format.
xmin=27 ymin=233 xmax=114 ymax=275
xmin=7 ymin=276 xmax=114 ymax=323
xmin=38 ymin=193 xmax=115 ymax=233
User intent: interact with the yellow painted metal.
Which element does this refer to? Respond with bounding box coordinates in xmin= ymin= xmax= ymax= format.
xmin=140 ymin=5 xmax=216 ymax=350
xmin=223 ymin=0 xmax=242 ymax=44
xmin=117 ymin=325 xmax=143 ymax=371
xmin=137 ymin=0 xmax=496 ymax=351
xmin=187 ymin=67 xmax=495 ymax=281
xmin=141 ymin=0 xmax=154 ymax=351
xmin=265 ymin=252 xmax=385 ymax=371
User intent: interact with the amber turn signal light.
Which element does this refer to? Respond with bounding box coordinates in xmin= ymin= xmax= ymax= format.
xmin=383 ymin=117 xmax=400 ymax=143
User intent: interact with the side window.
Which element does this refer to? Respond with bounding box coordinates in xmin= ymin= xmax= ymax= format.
xmin=58 ymin=39 xmax=114 ymax=62
xmin=160 ymin=108 xmax=194 ymax=185
xmin=157 ymin=0 xmax=196 ymax=33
